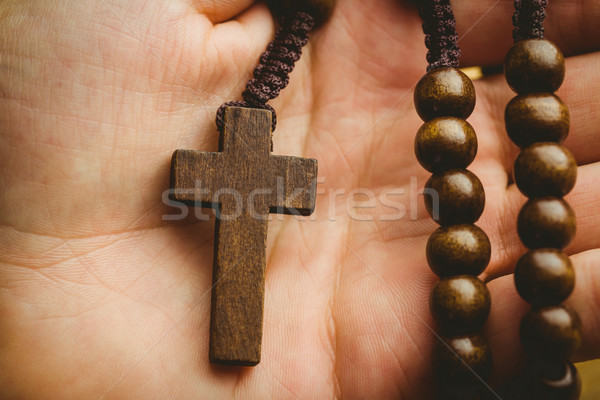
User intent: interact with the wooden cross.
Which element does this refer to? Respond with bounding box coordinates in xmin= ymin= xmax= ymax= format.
xmin=170 ymin=106 xmax=318 ymax=366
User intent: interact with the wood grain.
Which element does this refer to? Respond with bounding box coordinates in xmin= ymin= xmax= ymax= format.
xmin=170 ymin=106 xmax=318 ymax=366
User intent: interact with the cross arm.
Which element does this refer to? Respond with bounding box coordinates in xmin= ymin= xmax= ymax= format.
xmin=170 ymin=150 xmax=224 ymax=207
xmin=269 ymin=156 xmax=318 ymax=216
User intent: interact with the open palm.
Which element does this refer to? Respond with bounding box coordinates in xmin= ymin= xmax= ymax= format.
xmin=1 ymin=0 xmax=599 ymax=398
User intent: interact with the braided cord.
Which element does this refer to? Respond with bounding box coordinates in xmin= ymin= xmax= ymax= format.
xmin=513 ymin=0 xmax=548 ymax=42
xmin=418 ymin=0 xmax=461 ymax=71
xmin=216 ymin=11 xmax=315 ymax=132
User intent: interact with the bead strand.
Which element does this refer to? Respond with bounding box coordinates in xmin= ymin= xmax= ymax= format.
xmin=504 ymin=35 xmax=582 ymax=399
xmin=414 ymin=67 xmax=493 ymax=399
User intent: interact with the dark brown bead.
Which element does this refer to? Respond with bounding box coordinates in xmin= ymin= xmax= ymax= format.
xmin=265 ymin=0 xmax=336 ymax=27
xmin=414 ymin=68 xmax=476 ymax=122
xmin=427 ymin=224 xmax=491 ymax=278
xmin=517 ymin=197 xmax=576 ymax=249
xmin=434 ymin=334 xmax=492 ymax=399
xmin=415 ymin=117 xmax=478 ymax=173
xmin=515 ymin=249 xmax=575 ymax=306
xmin=430 ymin=276 xmax=491 ymax=334
xmin=505 ymin=93 xmax=570 ymax=149
xmin=488 ymin=376 xmax=531 ymax=400
xmin=491 ymin=361 xmax=582 ymax=400
xmin=504 ymin=39 xmax=565 ymax=94
xmin=514 ymin=143 xmax=577 ymax=198
xmin=520 ymin=305 xmax=582 ymax=360
xmin=425 ymin=169 xmax=485 ymax=226
xmin=525 ymin=360 xmax=582 ymax=400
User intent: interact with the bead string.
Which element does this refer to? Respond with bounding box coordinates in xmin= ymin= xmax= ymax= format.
xmin=503 ymin=0 xmax=583 ymax=397
xmin=215 ymin=11 xmax=315 ymax=133
xmin=414 ymin=1 xmax=494 ymax=398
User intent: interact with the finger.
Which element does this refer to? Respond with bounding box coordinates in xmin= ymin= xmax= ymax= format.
xmin=478 ymin=160 xmax=600 ymax=281
xmin=471 ymin=51 xmax=600 ymax=282
xmin=199 ymin=2 xmax=275 ymax=89
xmin=567 ymin=250 xmax=600 ymax=362
xmin=484 ymin=248 xmax=600 ymax=385
xmin=476 ymin=51 xmax=600 ymax=173
xmin=190 ymin=0 xmax=256 ymax=23
xmin=557 ymin=53 xmax=600 ymax=166
xmin=452 ymin=0 xmax=600 ymax=67
xmin=171 ymin=2 xmax=275 ymax=130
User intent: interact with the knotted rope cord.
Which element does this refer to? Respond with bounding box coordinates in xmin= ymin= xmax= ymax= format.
xmin=513 ymin=0 xmax=548 ymax=42
xmin=215 ymin=11 xmax=315 ymax=133
xmin=417 ymin=0 xmax=461 ymax=71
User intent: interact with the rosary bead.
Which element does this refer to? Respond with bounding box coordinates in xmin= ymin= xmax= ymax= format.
xmin=525 ymin=360 xmax=582 ymax=400
xmin=504 ymin=38 xmax=565 ymax=94
xmin=514 ymin=249 xmax=575 ymax=306
xmin=414 ymin=68 xmax=476 ymax=122
xmin=425 ymin=169 xmax=485 ymax=226
xmin=505 ymin=93 xmax=570 ymax=149
xmin=265 ymin=0 xmax=336 ymax=27
xmin=514 ymin=143 xmax=577 ymax=198
xmin=517 ymin=197 xmax=576 ymax=249
xmin=490 ymin=360 xmax=582 ymax=400
xmin=427 ymin=224 xmax=491 ymax=278
xmin=415 ymin=117 xmax=478 ymax=173
xmin=434 ymin=334 xmax=492 ymax=399
xmin=430 ymin=275 xmax=491 ymax=334
xmin=520 ymin=305 xmax=582 ymax=360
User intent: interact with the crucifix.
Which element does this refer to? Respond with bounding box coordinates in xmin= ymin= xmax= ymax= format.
xmin=170 ymin=106 xmax=318 ymax=366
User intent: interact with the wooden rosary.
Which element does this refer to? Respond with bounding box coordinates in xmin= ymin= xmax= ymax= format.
xmin=169 ymin=0 xmax=583 ymax=397
xmin=170 ymin=1 xmax=334 ymax=366
xmin=415 ymin=0 xmax=581 ymax=398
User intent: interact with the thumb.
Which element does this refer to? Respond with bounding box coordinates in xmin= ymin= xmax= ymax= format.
xmin=193 ymin=0 xmax=259 ymax=23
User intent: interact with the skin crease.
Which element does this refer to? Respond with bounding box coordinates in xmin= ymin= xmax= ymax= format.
xmin=0 ymin=0 xmax=599 ymax=399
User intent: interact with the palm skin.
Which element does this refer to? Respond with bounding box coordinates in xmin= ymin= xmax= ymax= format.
xmin=1 ymin=0 xmax=600 ymax=399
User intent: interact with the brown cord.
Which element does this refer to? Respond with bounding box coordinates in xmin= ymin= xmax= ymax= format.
xmin=513 ymin=0 xmax=548 ymax=42
xmin=216 ymin=11 xmax=315 ymax=132
xmin=417 ymin=0 xmax=461 ymax=71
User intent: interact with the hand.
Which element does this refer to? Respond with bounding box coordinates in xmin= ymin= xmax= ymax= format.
xmin=1 ymin=0 xmax=599 ymax=398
